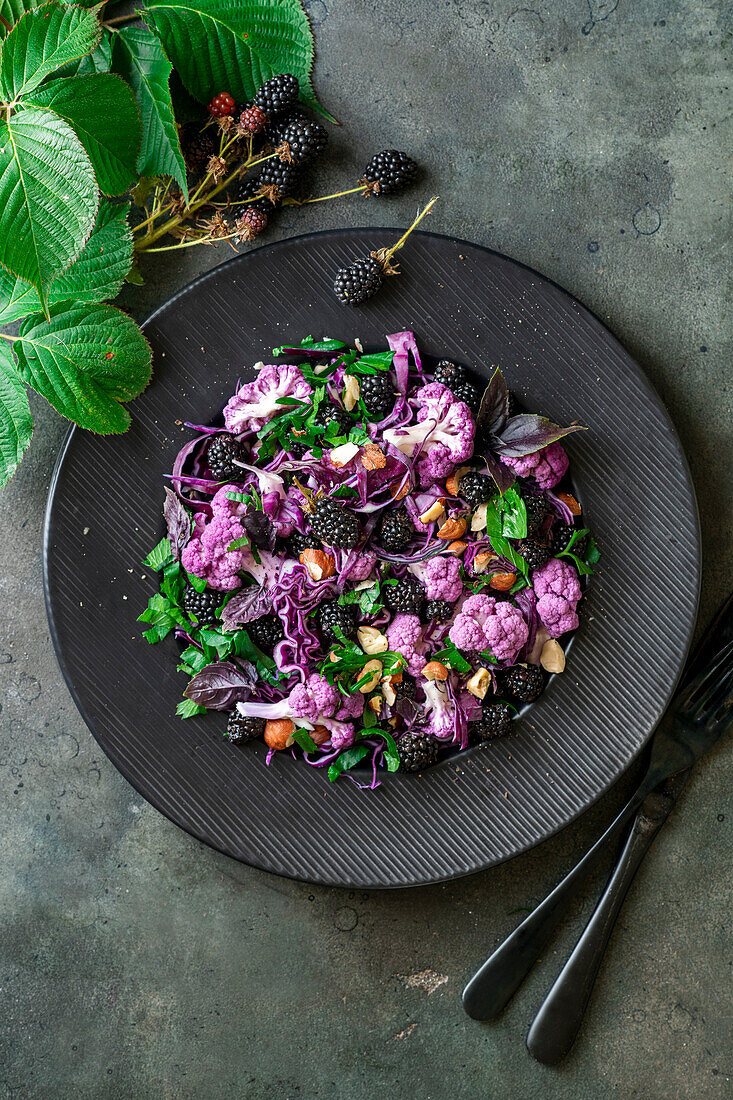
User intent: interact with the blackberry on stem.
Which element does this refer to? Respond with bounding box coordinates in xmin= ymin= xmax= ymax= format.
xmin=397 ymin=732 xmax=440 ymax=772
xmin=379 ymin=509 xmax=414 ymax=553
xmin=253 ymin=73 xmax=299 ymax=117
xmin=181 ymin=123 xmax=218 ymax=173
xmin=383 ymin=576 xmax=424 ymax=616
xmin=318 ymin=601 xmax=359 ymax=644
xmin=501 ymin=664 xmax=545 ymax=703
xmin=238 ymin=104 xmax=267 ymax=134
xmin=207 ymin=434 xmax=246 ymax=481
xmin=279 ymin=118 xmax=327 ymax=163
xmin=183 ymin=586 xmax=220 ymax=626
xmin=363 ymin=150 xmax=418 ymax=195
xmin=334 ymin=256 xmax=383 ymax=306
xmin=231 ymin=173 xmax=270 ymax=214
xmin=357 ymin=372 xmax=395 ymax=419
xmin=246 ymin=613 xmax=284 ymax=651
xmin=258 ymin=158 xmax=299 ymax=202
xmin=236 ymin=207 xmax=268 ymax=241
xmin=225 ymin=713 xmax=265 ymax=744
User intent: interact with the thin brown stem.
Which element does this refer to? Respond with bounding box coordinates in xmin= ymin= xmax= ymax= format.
xmin=0 ymin=13 xmax=12 ymax=32
xmin=103 ymin=12 xmax=141 ymax=27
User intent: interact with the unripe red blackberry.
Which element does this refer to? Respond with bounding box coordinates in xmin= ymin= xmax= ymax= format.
xmin=208 ymin=92 xmax=236 ymax=118
xmin=238 ymin=104 xmax=267 ymax=133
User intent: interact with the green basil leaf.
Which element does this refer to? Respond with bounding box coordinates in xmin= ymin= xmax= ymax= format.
xmin=176 ymin=697 xmax=206 ymax=718
xmin=432 ymin=641 xmax=471 ymax=673
xmin=185 ymin=571 xmax=207 ymax=593
xmin=327 ymin=743 xmax=371 ymax=782
xmin=144 ymin=537 xmax=173 ymax=570
xmin=291 ymin=727 xmax=319 ymax=752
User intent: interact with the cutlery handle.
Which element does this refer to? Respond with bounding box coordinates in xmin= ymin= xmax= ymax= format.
xmin=462 ymin=786 xmax=645 ymax=1020
xmin=526 ymin=809 xmax=666 ymax=1064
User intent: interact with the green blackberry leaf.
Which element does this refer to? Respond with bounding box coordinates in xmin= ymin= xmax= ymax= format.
xmin=0 ymin=342 xmax=33 ymax=489
xmin=112 ymin=25 xmax=188 ymax=199
xmin=14 ymin=303 xmax=152 ymax=434
xmin=0 ymin=3 xmax=101 ymax=98
xmin=0 ymin=202 xmax=135 ymax=325
xmin=143 ymin=0 xmax=334 ymax=120
xmin=26 ymin=73 xmax=142 ymax=196
xmin=0 ymin=108 xmax=98 ymax=315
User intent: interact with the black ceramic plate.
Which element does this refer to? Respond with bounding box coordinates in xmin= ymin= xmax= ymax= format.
xmin=44 ymin=229 xmax=700 ymax=888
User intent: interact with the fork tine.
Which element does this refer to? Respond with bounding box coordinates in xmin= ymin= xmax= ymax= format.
xmin=680 ymin=637 xmax=733 ymax=712
xmin=686 ymin=663 xmax=733 ymax=723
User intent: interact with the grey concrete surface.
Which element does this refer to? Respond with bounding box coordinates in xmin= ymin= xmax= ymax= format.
xmin=1 ymin=2 xmax=731 ymax=1097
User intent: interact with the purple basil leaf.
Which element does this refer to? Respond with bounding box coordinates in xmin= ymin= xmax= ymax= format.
xmin=220 ymin=586 xmax=275 ymax=630
xmin=393 ymin=697 xmax=422 ymax=723
xmin=241 ymin=510 xmax=277 ymax=551
xmin=184 ymin=660 xmax=258 ymax=709
xmin=475 ymin=367 xmax=510 ymax=438
xmin=482 ymin=450 xmax=516 ymax=493
xmin=163 ymin=486 xmax=192 ymax=559
xmin=494 ymin=414 xmax=586 ymax=458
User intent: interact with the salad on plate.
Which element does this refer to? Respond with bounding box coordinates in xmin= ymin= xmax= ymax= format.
xmin=139 ymin=331 xmax=598 ymax=786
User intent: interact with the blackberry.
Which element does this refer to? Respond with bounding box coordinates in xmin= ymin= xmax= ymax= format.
xmin=208 ymin=91 xmax=235 ymax=117
xmin=379 ymin=509 xmax=415 ymax=552
xmin=334 ymin=256 xmax=383 ymax=306
xmin=266 ymin=107 xmax=310 ymax=146
xmin=254 ymin=73 xmax=299 ymax=116
xmin=238 ymin=104 xmax=267 ymax=134
xmin=183 ymin=586 xmax=220 ymax=626
xmin=181 ymin=124 xmax=218 ymax=173
xmin=501 ymin=664 xmax=545 ymax=703
xmin=516 ymin=539 xmax=550 ymax=570
xmin=363 ymin=150 xmax=418 ymax=195
xmin=207 ymin=433 xmax=245 ymax=481
xmin=552 ymin=523 xmax=588 ymax=557
xmin=288 ymin=528 xmax=317 ymax=558
xmin=246 ymin=613 xmax=284 ymax=651
xmin=524 ymin=494 xmax=549 ymax=538
xmin=236 ymin=206 xmax=268 ymax=241
xmin=258 ymin=158 xmax=299 ymax=202
xmin=279 ymin=118 xmax=327 ymax=163
xmin=424 ymin=599 xmax=454 ymax=624
xmin=392 ymin=673 xmax=417 ymax=700
xmin=357 ymin=372 xmax=395 ymax=419
xmin=317 ymin=601 xmax=359 ymax=644
xmin=231 ymin=173 xmax=270 ymax=215
xmin=432 ymin=360 xmax=480 ymax=411
xmin=459 ymin=472 xmax=497 ymax=508
xmin=225 ymin=712 xmax=265 ymax=744
xmin=315 ymin=403 xmax=351 ymax=436
xmin=470 ymin=701 xmax=513 ymax=743
xmin=396 ymin=732 xmax=440 ymax=772
xmin=309 ymin=498 xmax=360 ymax=549
xmin=383 ymin=576 xmax=424 ymax=616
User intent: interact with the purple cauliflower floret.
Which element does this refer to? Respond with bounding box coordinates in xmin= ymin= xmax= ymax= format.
xmin=288 ymin=673 xmax=340 ymax=723
xmin=321 ymin=718 xmax=356 ymax=751
xmin=383 ymin=382 xmax=475 ymax=488
xmin=181 ymin=512 xmax=246 ymax=591
xmin=409 ymin=555 xmax=463 ymax=602
xmin=449 ymin=593 xmax=529 ymax=662
xmin=386 ymin=613 xmax=427 ymax=676
xmin=223 ymin=364 xmax=312 ymax=434
xmin=336 ymin=691 xmax=365 ymax=722
xmin=503 ymin=442 xmax=569 ymax=489
xmin=341 ymin=550 xmax=377 ymax=584
xmin=422 ymin=679 xmax=456 ymax=741
xmin=532 ymin=557 xmax=582 ymax=636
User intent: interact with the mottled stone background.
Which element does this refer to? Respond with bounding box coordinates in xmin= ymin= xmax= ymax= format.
xmin=1 ymin=2 xmax=731 ymax=1097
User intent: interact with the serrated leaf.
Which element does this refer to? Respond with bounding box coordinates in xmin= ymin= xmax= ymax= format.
xmin=143 ymin=0 xmax=331 ymax=119
xmin=75 ymin=25 xmax=111 ymax=73
xmin=14 ymin=302 xmax=152 ymax=433
xmin=112 ymin=24 xmax=187 ymax=198
xmin=27 ymin=73 xmax=141 ymax=195
xmin=0 ymin=2 xmax=102 ymax=99
xmin=0 ymin=108 xmax=98 ymax=315
xmin=0 ymin=200 xmax=133 ymax=324
xmin=494 ymin=414 xmax=586 ymax=458
xmin=0 ymin=340 xmax=33 ymax=487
